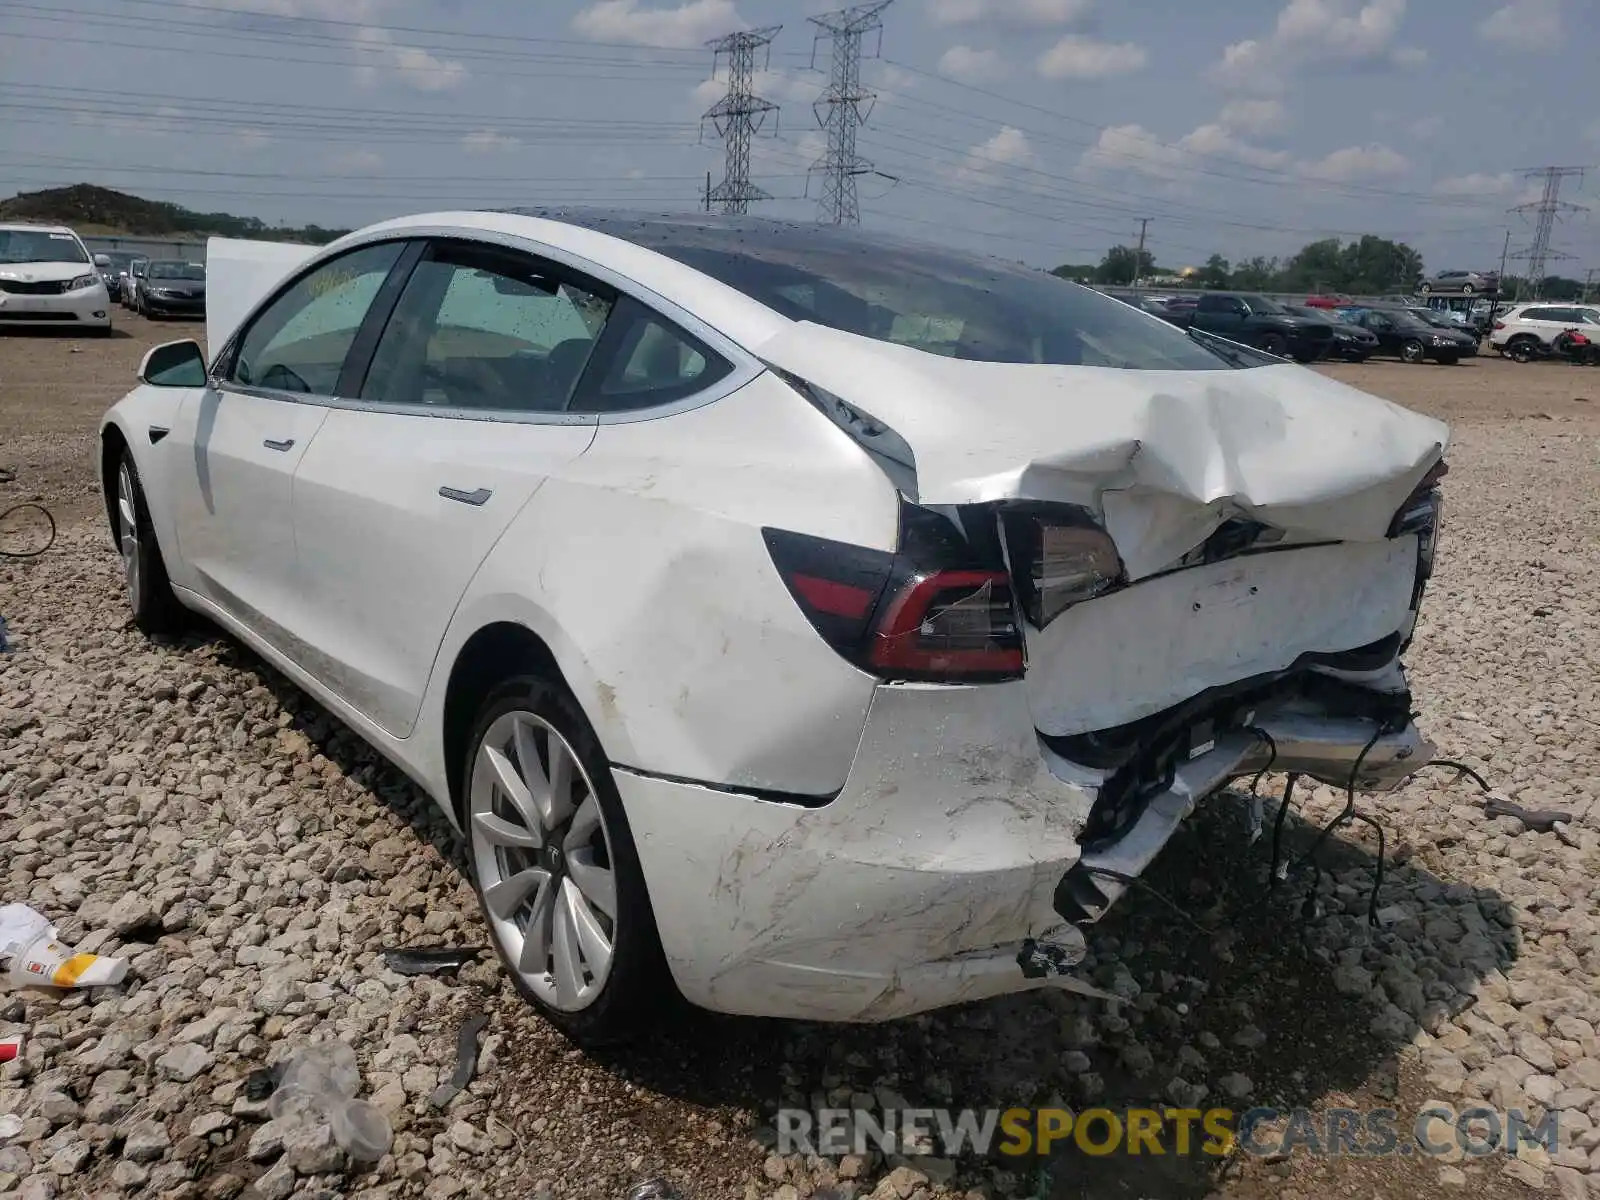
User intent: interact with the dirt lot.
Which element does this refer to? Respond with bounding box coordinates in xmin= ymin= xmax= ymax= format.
xmin=2 ymin=320 xmax=1599 ymax=1200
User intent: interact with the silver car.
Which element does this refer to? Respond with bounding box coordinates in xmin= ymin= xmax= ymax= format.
xmin=1419 ymin=270 xmax=1498 ymax=296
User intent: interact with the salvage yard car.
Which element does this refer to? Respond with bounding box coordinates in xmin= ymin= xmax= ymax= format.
xmin=132 ymin=258 xmax=207 ymax=319
xmin=98 ymin=211 xmax=1448 ymax=1043
xmin=0 ymin=222 xmax=113 ymax=335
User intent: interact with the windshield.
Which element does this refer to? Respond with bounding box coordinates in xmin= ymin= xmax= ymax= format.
xmin=1387 ymin=310 xmax=1434 ymax=330
xmin=148 ymin=261 xmax=206 ymax=281
xmin=542 ymin=214 xmax=1251 ymax=371
xmin=0 ymin=229 xmax=89 ymax=265
xmin=1233 ymin=294 xmax=1287 ymax=315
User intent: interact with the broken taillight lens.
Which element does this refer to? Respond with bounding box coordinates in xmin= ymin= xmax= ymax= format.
xmin=865 ymin=569 xmax=1023 ymax=679
xmin=1002 ymin=508 xmax=1126 ymax=628
xmin=764 ymin=504 xmax=1025 ymax=683
xmin=1390 ymin=459 xmax=1446 ymax=588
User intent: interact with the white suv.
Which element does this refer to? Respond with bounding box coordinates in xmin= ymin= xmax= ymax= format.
xmin=1489 ymin=302 xmax=1600 ymax=355
xmin=0 ymin=223 xmax=114 ymax=335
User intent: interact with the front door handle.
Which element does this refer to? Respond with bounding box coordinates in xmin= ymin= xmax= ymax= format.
xmin=439 ymin=486 xmax=492 ymax=507
xmin=263 ymin=438 xmax=295 ymax=452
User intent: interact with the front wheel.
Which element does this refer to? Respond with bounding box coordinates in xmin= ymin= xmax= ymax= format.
xmin=1419 ymin=283 xmax=1432 ymax=294
xmin=462 ymin=677 xmax=673 ymax=1046
xmin=115 ymin=451 xmax=185 ymax=635
xmin=1257 ymin=332 xmax=1288 ymax=357
xmin=1401 ymin=339 xmax=1426 ymax=364
xmin=1460 ymin=283 xmax=1475 ymax=295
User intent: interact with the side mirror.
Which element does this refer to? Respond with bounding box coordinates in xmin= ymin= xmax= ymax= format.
xmin=94 ymin=254 xmax=112 ymax=267
xmin=139 ymin=340 xmax=207 ymax=388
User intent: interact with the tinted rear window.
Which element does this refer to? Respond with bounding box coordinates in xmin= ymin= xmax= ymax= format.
xmin=528 ymin=213 xmax=1251 ymax=371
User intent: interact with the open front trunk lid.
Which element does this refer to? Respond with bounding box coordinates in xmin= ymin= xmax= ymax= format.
xmin=757 ymin=321 xmax=1447 ymax=582
xmin=205 ymin=236 xmax=322 ymax=362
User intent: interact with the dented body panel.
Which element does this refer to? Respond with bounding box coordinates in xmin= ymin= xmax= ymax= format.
xmin=756 ymin=322 xmax=1448 ymax=581
xmin=100 ymin=212 xmax=1450 ymax=1026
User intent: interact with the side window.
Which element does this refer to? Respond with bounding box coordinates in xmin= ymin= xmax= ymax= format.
xmin=231 ymin=242 xmax=405 ymax=395
xmin=572 ymin=296 xmax=733 ymax=414
xmin=1196 ymin=294 xmax=1227 ymax=313
xmin=1523 ymin=308 xmax=1557 ymax=322
xmin=360 ymin=241 xmax=614 ymax=412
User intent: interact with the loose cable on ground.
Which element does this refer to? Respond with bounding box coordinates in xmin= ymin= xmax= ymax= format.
xmin=0 ymin=468 xmax=59 ymax=559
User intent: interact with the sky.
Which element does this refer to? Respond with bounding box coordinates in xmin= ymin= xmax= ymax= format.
xmin=1 ymin=0 xmax=1597 ymax=279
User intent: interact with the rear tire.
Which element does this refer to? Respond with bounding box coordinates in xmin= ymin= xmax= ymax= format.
xmin=115 ymin=451 xmax=185 ymax=636
xmin=1419 ymin=282 xmax=1432 ymax=294
xmin=1507 ymin=336 xmax=1539 ymax=363
xmin=461 ymin=675 xmax=674 ymax=1047
xmin=1461 ymin=283 xmax=1475 ymax=295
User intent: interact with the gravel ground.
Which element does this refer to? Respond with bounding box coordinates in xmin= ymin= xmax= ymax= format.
xmin=3 ymin=322 xmax=1600 ymax=1200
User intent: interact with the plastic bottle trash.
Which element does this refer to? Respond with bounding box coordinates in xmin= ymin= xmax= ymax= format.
xmin=0 ymin=904 xmax=127 ymax=989
xmin=331 ymin=1099 xmax=394 ymax=1163
xmin=268 ymin=1041 xmax=392 ymax=1162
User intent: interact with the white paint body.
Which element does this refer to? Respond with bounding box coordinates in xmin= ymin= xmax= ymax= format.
xmin=0 ymin=224 xmax=112 ymax=332
xmin=102 ymin=212 xmax=1448 ymax=1022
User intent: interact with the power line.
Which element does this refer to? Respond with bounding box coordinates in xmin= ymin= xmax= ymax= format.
xmin=702 ymin=26 xmax=782 ymax=215
xmin=1509 ymin=166 xmax=1588 ymax=295
xmin=809 ymin=1 xmax=893 ymax=225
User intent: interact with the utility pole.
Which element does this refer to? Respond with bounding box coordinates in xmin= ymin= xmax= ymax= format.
xmin=1133 ymin=218 xmax=1151 ymax=290
xmin=702 ymin=26 xmax=782 ymax=215
xmin=1509 ymin=166 xmax=1587 ymax=298
xmin=809 ymin=1 xmax=893 ymax=225
xmin=1583 ymin=268 xmax=1597 ymax=305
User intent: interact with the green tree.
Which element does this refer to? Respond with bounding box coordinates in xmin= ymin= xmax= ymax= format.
xmin=1231 ymin=256 xmax=1280 ymax=291
xmin=1094 ymin=244 xmax=1156 ymax=286
xmin=1198 ymin=254 xmax=1231 ymax=289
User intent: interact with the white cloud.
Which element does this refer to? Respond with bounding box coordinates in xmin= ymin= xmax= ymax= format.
xmin=955 ymin=127 xmax=1034 ymax=185
xmin=329 ymin=148 xmax=385 ymax=174
xmin=571 ymin=0 xmax=741 ymax=48
xmin=1037 ymin=35 xmax=1147 ymax=79
xmin=461 ymin=130 xmax=521 ymax=154
xmin=1211 ymin=0 xmax=1418 ymax=92
xmin=927 ymin=0 xmax=1092 ymax=27
xmin=74 ymin=105 xmax=185 ymax=138
xmin=692 ymin=66 xmax=813 ymax=117
xmin=1478 ymin=0 xmax=1562 ymax=49
xmin=1299 ymin=143 xmax=1408 ymax=182
xmin=183 ymin=0 xmax=389 ymax=17
xmin=1434 ymin=172 xmax=1517 ymax=197
xmin=938 ymin=44 xmax=1004 ymax=82
xmin=1079 ymin=121 xmax=1313 ymax=183
xmin=1218 ymin=98 xmax=1288 ymax=136
xmin=352 ymin=25 xmax=467 ymax=91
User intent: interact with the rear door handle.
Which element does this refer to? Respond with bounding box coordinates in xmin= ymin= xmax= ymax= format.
xmin=263 ymin=438 xmax=295 ymax=452
xmin=439 ymin=486 xmax=492 ymax=507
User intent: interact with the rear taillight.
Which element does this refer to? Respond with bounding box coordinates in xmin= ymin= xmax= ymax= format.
xmin=764 ymin=503 xmax=1025 ymax=683
xmin=1001 ymin=507 xmax=1126 ymax=628
xmin=867 ymin=569 xmax=1022 ymax=678
xmin=1390 ymin=459 xmax=1446 ymax=587
xmin=1492 ymin=320 xmax=1505 ymax=331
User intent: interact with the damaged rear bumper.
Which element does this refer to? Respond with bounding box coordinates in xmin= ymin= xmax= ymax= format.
xmin=614 ymin=662 xmax=1430 ymax=1023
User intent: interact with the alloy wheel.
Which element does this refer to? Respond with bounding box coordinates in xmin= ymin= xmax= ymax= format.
xmin=116 ymin=463 xmax=141 ymax=610
xmin=1402 ymin=340 xmax=1425 ymax=363
xmin=469 ymin=710 xmax=618 ymax=1011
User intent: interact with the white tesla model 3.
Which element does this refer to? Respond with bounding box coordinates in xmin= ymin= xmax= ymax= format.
xmin=99 ymin=210 xmax=1448 ymax=1044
